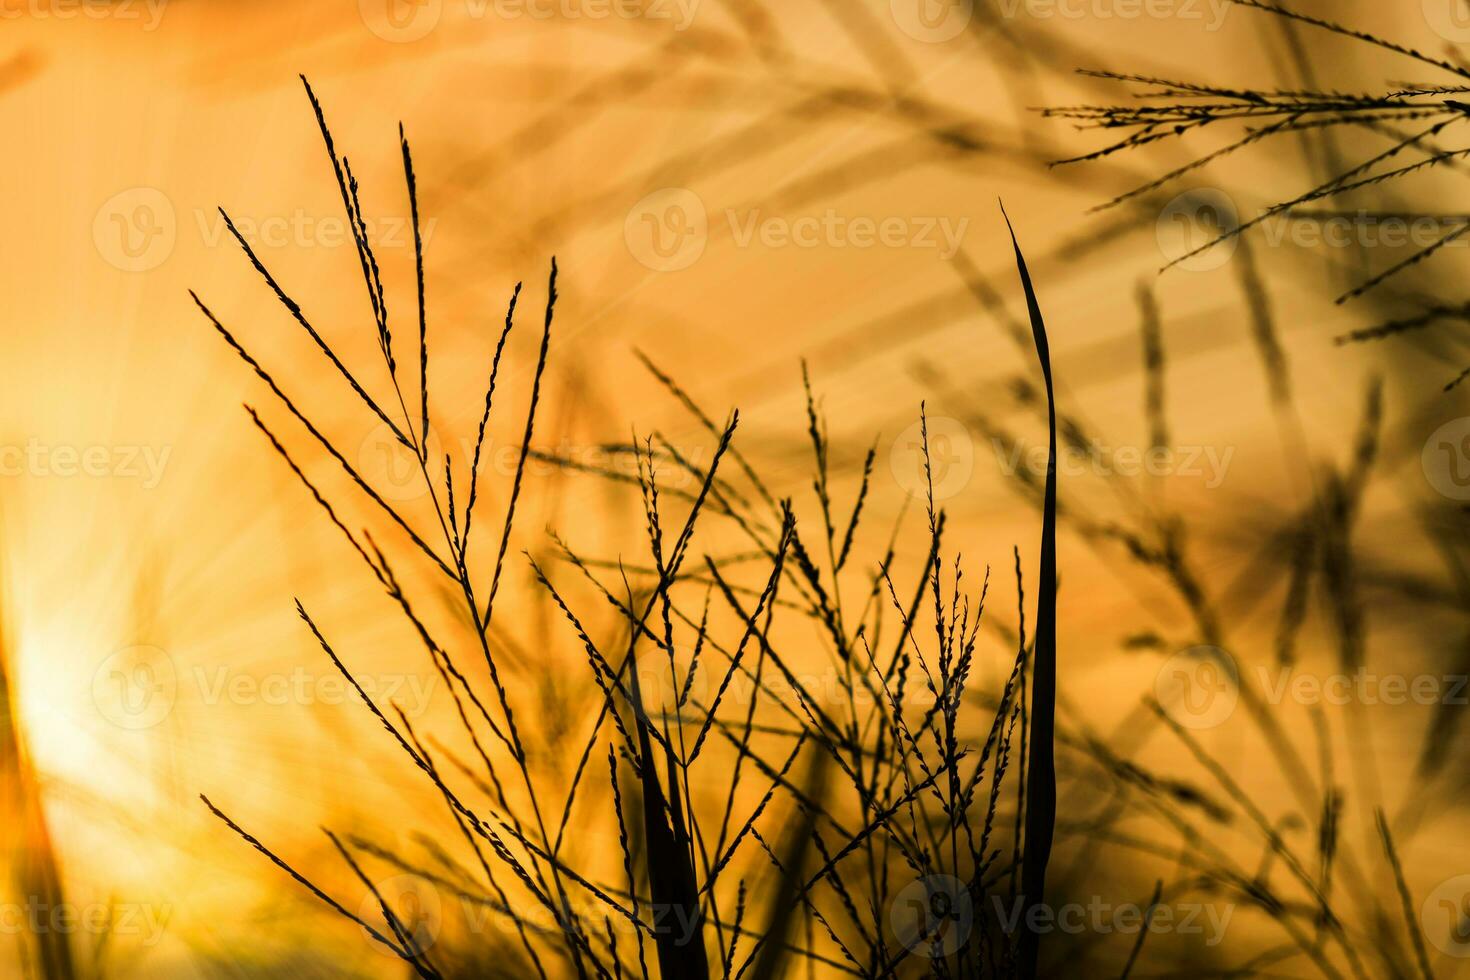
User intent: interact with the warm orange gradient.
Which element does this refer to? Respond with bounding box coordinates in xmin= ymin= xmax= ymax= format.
xmin=0 ymin=1 xmax=1465 ymax=977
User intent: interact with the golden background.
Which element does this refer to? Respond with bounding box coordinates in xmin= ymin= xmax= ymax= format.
xmin=0 ymin=1 xmax=1464 ymax=976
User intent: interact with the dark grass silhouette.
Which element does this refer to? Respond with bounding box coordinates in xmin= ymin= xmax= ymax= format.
xmin=1034 ymin=11 xmax=1470 ymax=973
xmin=193 ymin=79 xmax=1063 ymax=978
xmin=180 ymin=19 xmax=1468 ymax=976
xmin=1045 ymin=0 xmax=1470 ymax=388
xmin=920 ymin=225 xmax=1465 ymax=975
xmin=0 ymin=4 xmax=1458 ymax=977
xmin=1002 ymin=207 xmax=1058 ymax=980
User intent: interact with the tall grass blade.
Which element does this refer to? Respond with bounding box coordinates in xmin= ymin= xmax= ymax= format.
xmin=1002 ymin=204 xmax=1058 ymax=980
xmin=628 ymin=663 xmax=710 ymax=979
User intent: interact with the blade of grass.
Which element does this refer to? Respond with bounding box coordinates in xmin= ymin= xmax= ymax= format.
xmin=1002 ymin=203 xmax=1058 ymax=980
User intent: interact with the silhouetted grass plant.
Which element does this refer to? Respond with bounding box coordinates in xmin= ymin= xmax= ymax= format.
xmin=1046 ymin=0 xmax=1470 ymax=387
xmin=929 ymin=202 xmax=1457 ymax=975
xmin=194 ymin=79 xmax=1062 ymax=979
xmin=1036 ymin=11 xmax=1470 ymax=967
